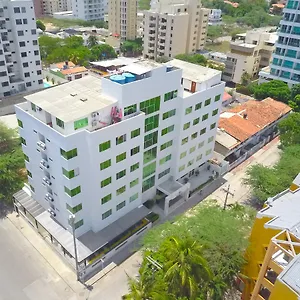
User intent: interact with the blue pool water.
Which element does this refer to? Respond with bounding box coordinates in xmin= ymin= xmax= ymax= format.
xmin=43 ymin=82 xmax=51 ymax=88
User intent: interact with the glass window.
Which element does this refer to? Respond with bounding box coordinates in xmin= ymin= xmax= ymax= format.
xmin=200 ymin=128 xmax=206 ymax=135
xmin=190 ymin=146 xmax=196 ymax=153
xmin=101 ymin=177 xmax=111 ymax=188
xmin=130 ymin=162 xmax=139 ymax=172
xmin=102 ymin=209 xmax=112 ymax=220
xmin=27 ymin=170 xmax=32 ymax=178
xmin=144 ymin=131 xmax=158 ymax=149
xmin=130 ymin=178 xmax=139 ymax=188
xmin=198 ymin=141 xmax=204 ymax=148
xmin=31 ymin=103 xmax=36 ymax=111
xmin=204 ymin=98 xmax=211 ymax=106
xmin=131 ymin=146 xmax=140 ymax=156
xmin=144 ymin=146 xmax=157 ymax=164
xmin=131 ymin=128 xmax=140 ymax=139
xmin=210 ymin=123 xmax=216 ymax=130
xmin=116 ymin=152 xmax=126 ymax=162
xmin=60 ymin=148 xmax=77 ymax=160
xmin=180 ymin=151 xmax=187 ymax=159
xmin=183 ymin=122 xmax=190 ymax=130
xmin=179 ymin=165 xmax=185 ymax=172
xmin=74 ymin=219 xmax=84 ymax=229
xmin=215 ymin=94 xmax=221 ymax=102
xmin=116 ymin=201 xmax=126 ymax=211
xmin=195 ymin=102 xmax=202 ymax=110
xmin=101 ymin=193 xmax=112 ymax=204
xmin=56 ymin=118 xmax=64 ymax=129
xmin=193 ymin=117 xmax=200 ymax=126
xmin=162 ymin=109 xmax=176 ymax=120
xmin=62 ymin=167 xmax=78 ymax=179
xmin=212 ymin=109 xmax=218 ymax=116
xmin=160 ymin=140 xmax=173 ymax=150
xmin=124 ymin=104 xmax=137 ymax=116
xmin=140 ymin=96 xmax=160 ymax=115
xmin=185 ymin=106 xmax=192 ymax=115
xmin=181 ymin=137 xmax=188 ymax=145
xmin=64 ymin=186 xmax=81 ymax=197
xmin=196 ymin=154 xmax=202 ymax=161
xmin=161 ymin=125 xmax=174 ymax=136
xmin=130 ymin=193 xmax=138 ymax=202
xmin=158 ymin=168 xmax=170 ymax=179
xmin=24 ymin=154 xmax=29 ymax=162
xmin=116 ymin=185 xmax=126 ymax=195
xmin=100 ymin=159 xmax=111 ymax=170
xmin=66 ymin=203 xmax=82 ymax=213
xmin=142 ymin=175 xmax=155 ymax=192
xmin=206 ymin=149 xmax=212 ymax=155
xmin=99 ymin=140 xmax=110 ymax=152
xmin=164 ymin=90 xmax=177 ymax=101
xmin=17 ymin=119 xmax=23 ymax=128
xmin=159 ymin=154 xmax=171 ymax=165
xmin=21 ymin=137 xmax=26 ymax=145
xmin=145 ymin=114 xmax=159 ymax=132
xmin=116 ymin=134 xmax=126 ymax=145
xmin=116 ymin=169 xmax=126 ymax=180
xmin=191 ymin=132 xmax=198 ymax=140
xmin=74 ymin=117 xmax=88 ymax=130
xmin=187 ymin=159 xmax=194 ymax=167
xmin=143 ymin=161 xmax=156 ymax=178
xmin=202 ymin=113 xmax=208 ymax=121
xmin=208 ymin=136 xmax=214 ymax=143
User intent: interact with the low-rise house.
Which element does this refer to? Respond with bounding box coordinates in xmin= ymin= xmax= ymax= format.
xmin=222 ymin=91 xmax=233 ymax=107
xmin=215 ymin=97 xmax=291 ymax=170
xmin=208 ymin=9 xmax=222 ymax=25
xmin=49 ymin=61 xmax=88 ymax=81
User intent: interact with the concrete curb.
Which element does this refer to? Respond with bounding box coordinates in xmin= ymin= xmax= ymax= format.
xmin=85 ymin=262 xmax=117 ymax=286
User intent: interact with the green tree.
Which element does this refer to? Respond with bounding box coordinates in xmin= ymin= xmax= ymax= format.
xmin=120 ymin=38 xmax=143 ymax=57
xmin=175 ymin=54 xmax=207 ymax=67
xmin=207 ymin=26 xmax=224 ymax=43
xmin=278 ymin=113 xmax=300 ymax=147
xmin=36 ymin=19 xmax=46 ymax=31
xmin=0 ymin=122 xmax=19 ymax=154
xmin=90 ymin=44 xmax=117 ymax=60
xmin=38 ymin=36 xmax=63 ymax=60
xmin=64 ymin=36 xmax=84 ymax=48
xmin=87 ymin=35 xmax=98 ymax=48
xmin=290 ymin=83 xmax=300 ymax=99
xmin=241 ymin=71 xmax=251 ymax=86
xmin=288 ymin=95 xmax=300 ymax=112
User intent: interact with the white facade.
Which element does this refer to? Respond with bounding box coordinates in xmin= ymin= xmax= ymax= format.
xmin=0 ymin=0 xmax=43 ymax=98
xmin=15 ymin=59 xmax=224 ymax=238
xmin=143 ymin=0 xmax=209 ymax=60
xmin=208 ymin=9 xmax=222 ymax=25
xmin=72 ymin=0 xmax=107 ymax=21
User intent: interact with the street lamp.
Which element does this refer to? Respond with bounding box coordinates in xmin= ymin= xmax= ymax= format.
xmin=68 ymin=214 xmax=80 ymax=281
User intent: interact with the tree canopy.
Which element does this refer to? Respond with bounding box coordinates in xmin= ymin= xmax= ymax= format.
xmin=36 ymin=19 xmax=46 ymax=31
xmin=175 ymin=54 xmax=207 ymax=67
xmin=120 ymin=38 xmax=143 ymax=57
xmin=278 ymin=113 xmax=300 ymax=148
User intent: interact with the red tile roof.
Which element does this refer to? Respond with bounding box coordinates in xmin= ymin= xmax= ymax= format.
xmin=222 ymin=91 xmax=232 ymax=102
xmin=61 ymin=66 xmax=87 ymax=75
xmin=55 ymin=61 xmax=75 ymax=69
xmin=218 ymin=98 xmax=291 ymax=142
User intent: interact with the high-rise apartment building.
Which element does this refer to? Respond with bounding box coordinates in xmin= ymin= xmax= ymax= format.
xmin=143 ymin=0 xmax=209 ymax=60
xmin=72 ymin=0 xmax=107 ymax=20
xmin=42 ymin=0 xmax=72 ymax=16
xmin=15 ymin=59 xmax=224 ymax=241
xmin=259 ymin=0 xmax=300 ymax=87
xmin=0 ymin=0 xmax=43 ymax=98
xmin=108 ymin=0 xmax=137 ymax=41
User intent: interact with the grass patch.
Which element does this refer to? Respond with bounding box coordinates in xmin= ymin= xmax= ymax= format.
xmin=205 ymin=41 xmax=231 ymax=53
xmin=138 ymin=0 xmax=151 ymax=10
xmin=40 ymin=17 xmax=107 ymax=29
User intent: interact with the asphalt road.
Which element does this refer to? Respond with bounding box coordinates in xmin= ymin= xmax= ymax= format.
xmin=0 ymin=217 xmax=75 ymax=300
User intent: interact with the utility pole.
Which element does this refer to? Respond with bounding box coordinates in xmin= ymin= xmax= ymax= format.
xmin=221 ymin=184 xmax=234 ymax=210
xmin=69 ymin=214 xmax=80 ymax=281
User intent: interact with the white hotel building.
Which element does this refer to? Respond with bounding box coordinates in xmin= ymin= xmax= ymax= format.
xmin=14 ymin=59 xmax=224 ymax=274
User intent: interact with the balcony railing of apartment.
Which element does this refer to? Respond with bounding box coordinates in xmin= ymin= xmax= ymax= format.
xmin=160 ymin=26 xmax=166 ymax=30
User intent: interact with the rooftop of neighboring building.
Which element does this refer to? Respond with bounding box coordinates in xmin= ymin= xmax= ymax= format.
xmin=217 ymin=98 xmax=291 ymax=144
xmin=25 ymin=76 xmax=116 ymax=123
xmin=60 ymin=66 xmax=87 ymax=75
xmin=222 ymin=91 xmax=232 ymax=103
xmin=90 ymin=57 xmax=138 ymax=68
xmin=167 ymin=59 xmax=221 ymax=83
xmin=120 ymin=59 xmax=162 ymax=75
xmin=53 ymin=61 xmax=75 ymax=69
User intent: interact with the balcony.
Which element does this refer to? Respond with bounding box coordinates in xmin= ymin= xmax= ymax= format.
xmin=37 ymin=141 xmax=47 ymax=151
xmin=148 ymin=43 xmax=155 ymax=49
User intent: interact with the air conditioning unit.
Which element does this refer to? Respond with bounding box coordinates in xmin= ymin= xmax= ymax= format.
xmin=37 ymin=106 xmax=42 ymax=111
xmin=37 ymin=141 xmax=46 ymax=150
xmin=45 ymin=193 xmax=53 ymax=202
xmin=92 ymin=112 xmax=97 ymax=118
xmin=47 ymin=208 xmax=56 ymax=217
xmin=40 ymin=160 xmax=49 ymax=169
xmin=42 ymin=177 xmax=52 ymax=186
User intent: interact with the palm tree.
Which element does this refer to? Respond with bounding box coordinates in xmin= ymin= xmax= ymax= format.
xmin=161 ymin=236 xmax=213 ymax=299
xmin=87 ymin=35 xmax=98 ymax=48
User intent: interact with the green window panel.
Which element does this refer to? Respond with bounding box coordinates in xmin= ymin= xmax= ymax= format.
xmin=197 ymin=154 xmax=203 ymax=161
xmin=74 ymin=219 xmax=84 ymax=229
xmin=195 ymin=102 xmax=202 ymax=110
xmin=116 ymin=152 xmax=126 ymax=162
xmin=101 ymin=193 xmax=112 ymax=204
xmin=179 ymin=165 xmax=185 ymax=172
xmin=193 ymin=118 xmax=200 ymax=126
xmin=131 ymin=146 xmax=140 ymax=156
xmin=190 ymin=146 xmax=196 ymax=153
xmin=130 ymin=193 xmax=138 ymax=202
xmin=124 ymin=104 xmax=137 ymax=116
xmin=208 ymin=136 xmax=214 ymax=143
xmin=101 ymin=177 xmax=111 ymax=188
xmin=145 ymin=114 xmax=159 ymax=132
xmin=27 ymin=170 xmax=32 ymax=178
xmin=159 ymin=154 xmax=171 ymax=165
xmin=143 ymin=161 xmax=156 ymax=179
xmin=61 ymin=148 xmax=77 ymax=160
xmin=162 ymin=109 xmax=176 ymax=120
xmin=144 ymin=131 xmax=158 ymax=149
xmin=200 ymin=128 xmax=206 ymax=135
xmin=286 ymin=49 xmax=296 ymax=58
xmin=100 ymin=159 xmax=111 ymax=170
xmin=161 ymin=125 xmax=174 ymax=136
xmin=191 ymin=132 xmax=198 ymax=140
xmin=183 ymin=122 xmax=190 ymax=130
xmin=140 ymin=96 xmax=160 ymax=115
xmin=215 ymin=94 xmax=221 ymax=102
xmin=204 ymin=98 xmax=211 ymax=106
xmin=116 ymin=201 xmax=126 ymax=211
xmin=164 ymin=90 xmax=178 ymax=102
xmin=99 ymin=140 xmax=111 ymax=152
xmin=130 ymin=162 xmax=139 ymax=172
xmin=56 ymin=117 xmax=65 ymax=129
xmin=187 ymin=159 xmax=194 ymax=167
xmin=142 ymin=175 xmax=155 ymax=192
xmin=198 ymin=141 xmax=204 ymax=148
xmin=144 ymin=147 xmax=157 ymax=164
xmin=62 ymin=167 xmax=76 ymax=179
xmin=30 ymin=185 xmax=35 ymax=192
xmin=202 ymin=113 xmax=208 ymax=121
xmin=31 ymin=103 xmax=36 ymax=112
xmin=283 ymin=60 xmax=293 ymax=68
xmin=158 ymin=168 xmax=170 ymax=179
xmin=160 ymin=140 xmax=173 ymax=151
xmin=212 ymin=109 xmax=218 ymax=116
xmin=116 ymin=134 xmax=126 ymax=145
xmin=181 ymin=137 xmax=188 ymax=145
xmin=185 ymin=106 xmax=192 ymax=115
xmin=116 ymin=169 xmax=126 ymax=180
xmin=102 ymin=209 xmax=112 ymax=220
xmin=116 ymin=185 xmax=126 ymax=195
xmin=24 ymin=154 xmax=29 ymax=162
xmin=210 ymin=123 xmax=216 ymax=130
xmin=74 ymin=117 xmax=88 ymax=130
xmin=18 ymin=119 xmax=23 ymax=128
xmin=180 ymin=151 xmax=187 ymax=159
xmin=206 ymin=149 xmax=212 ymax=156
xmin=21 ymin=137 xmax=26 ymax=145
xmin=130 ymin=178 xmax=139 ymax=188
xmin=64 ymin=186 xmax=81 ymax=197
xmin=131 ymin=128 xmax=140 ymax=139
xmin=66 ymin=203 xmax=82 ymax=213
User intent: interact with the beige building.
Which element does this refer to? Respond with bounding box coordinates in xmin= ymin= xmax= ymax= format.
xmin=42 ymin=0 xmax=72 ymax=16
xmin=143 ymin=0 xmax=209 ymax=60
xmin=222 ymin=30 xmax=277 ymax=84
xmin=108 ymin=0 xmax=137 ymax=41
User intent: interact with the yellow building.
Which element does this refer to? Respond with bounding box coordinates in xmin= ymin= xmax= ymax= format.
xmin=240 ymin=173 xmax=300 ymax=300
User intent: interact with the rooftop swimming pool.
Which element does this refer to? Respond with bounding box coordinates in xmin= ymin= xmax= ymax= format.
xmin=43 ymin=82 xmax=51 ymax=88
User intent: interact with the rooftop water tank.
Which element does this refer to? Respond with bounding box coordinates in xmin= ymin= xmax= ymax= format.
xmin=123 ymin=72 xmax=136 ymax=83
xmin=110 ymin=74 xmax=126 ymax=84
